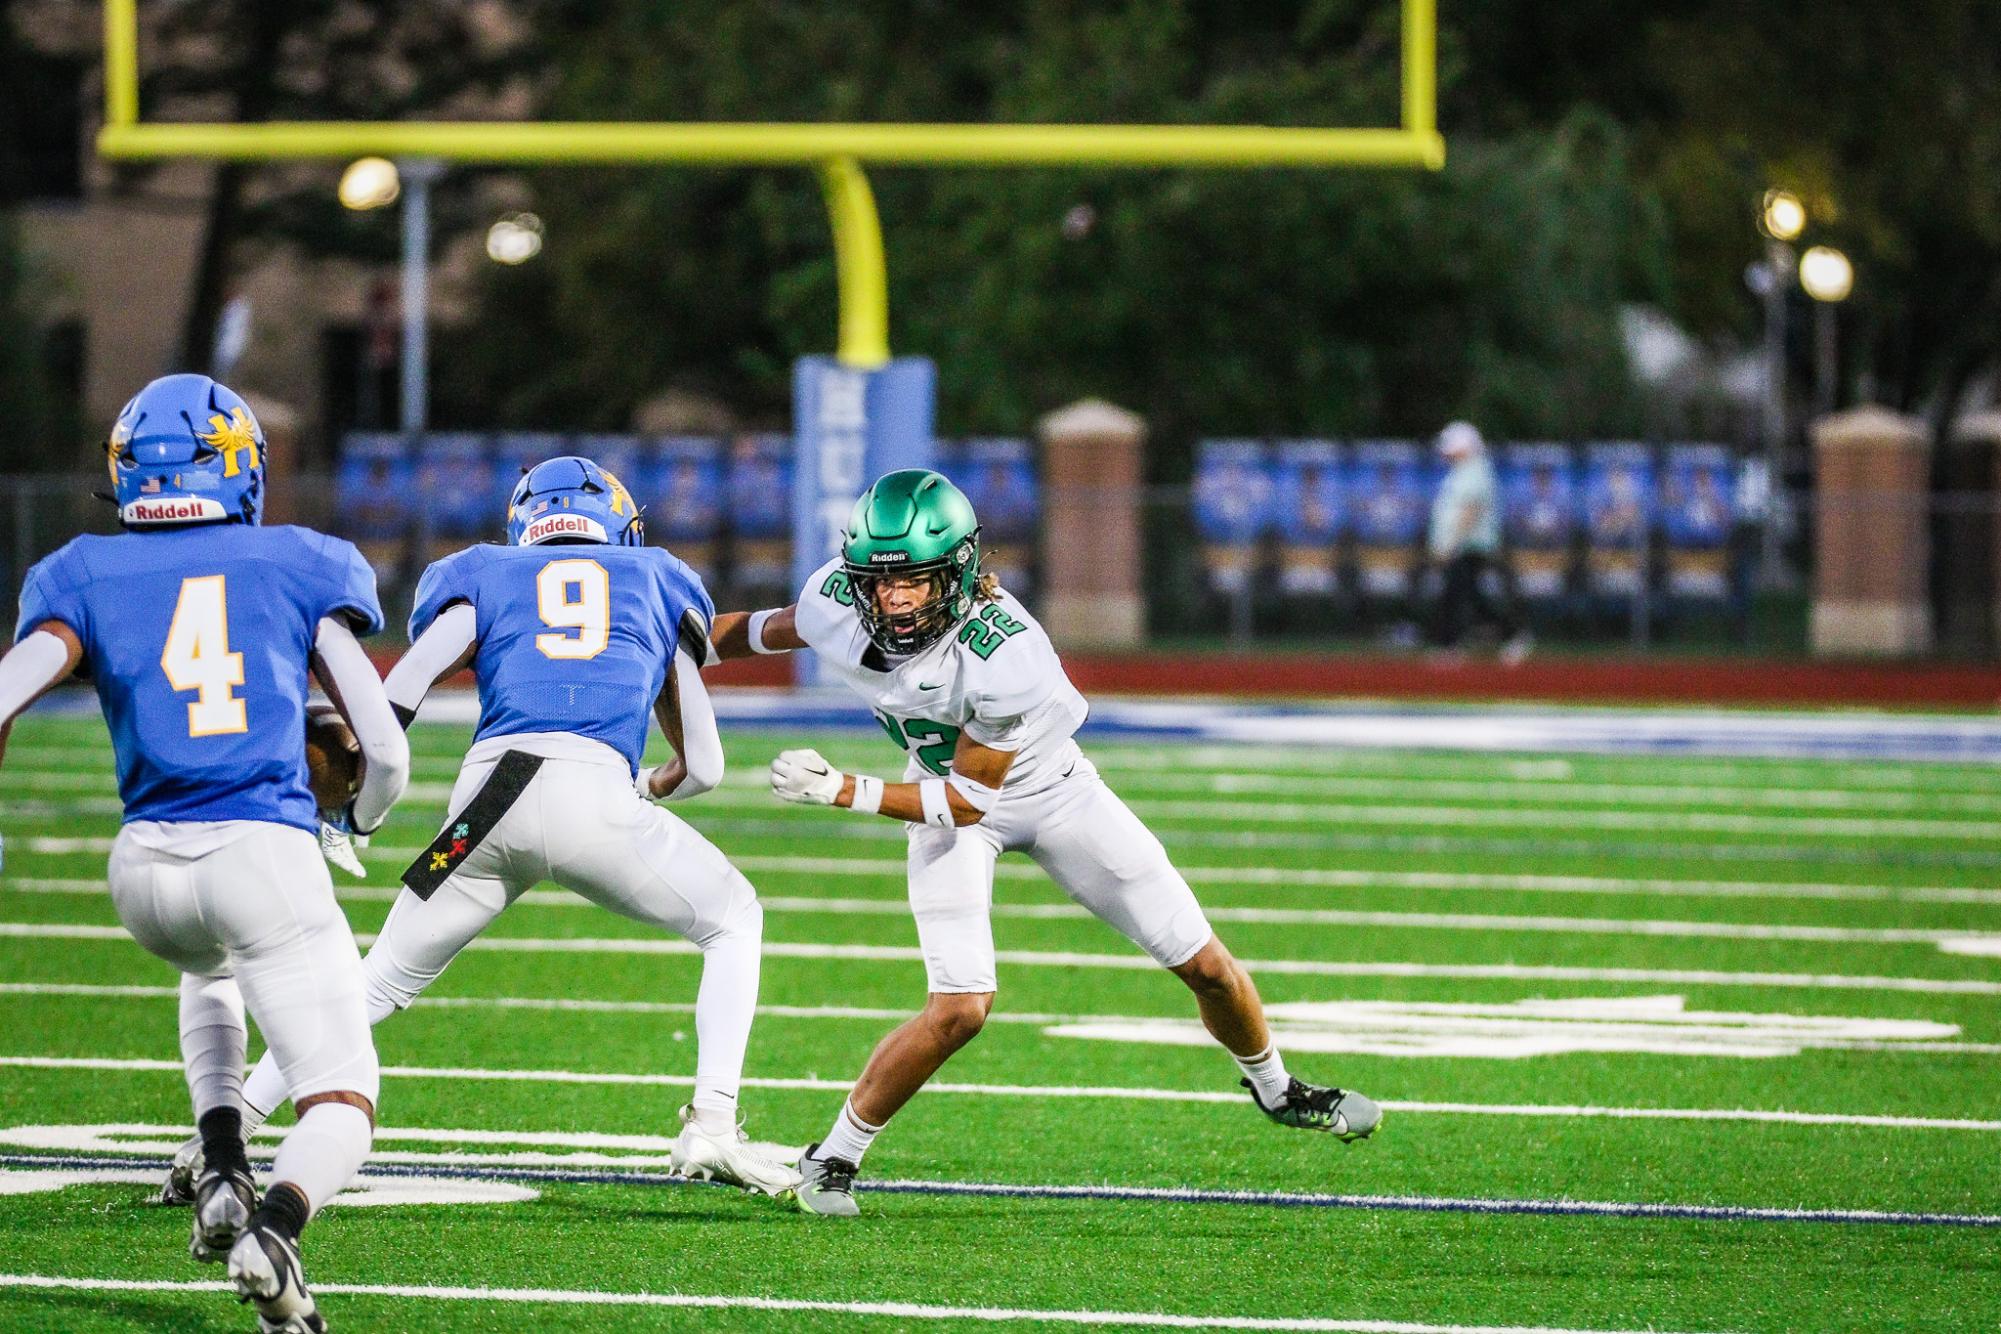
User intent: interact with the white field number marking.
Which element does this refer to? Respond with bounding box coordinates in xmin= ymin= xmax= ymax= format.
xmin=1047 ymin=994 xmax=1963 ymax=1060
xmin=534 ymin=558 xmax=609 ymax=660
xmin=159 ymin=575 xmax=246 ymax=736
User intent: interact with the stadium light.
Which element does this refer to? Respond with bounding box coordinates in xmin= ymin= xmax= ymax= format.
xmin=1798 ymin=246 xmax=1853 ymax=303
xmin=1759 ymin=189 xmax=1806 ymax=242
xmin=337 ymin=156 xmax=400 ymax=210
xmin=486 ymin=213 xmax=545 ymax=265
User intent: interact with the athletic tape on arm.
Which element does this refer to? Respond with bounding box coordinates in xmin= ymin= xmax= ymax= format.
xmin=918 ymin=778 xmax=955 ymax=828
xmin=946 ymin=770 xmax=1001 ymax=814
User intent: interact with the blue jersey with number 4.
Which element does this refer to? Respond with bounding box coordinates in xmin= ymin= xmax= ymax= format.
xmin=14 ymin=524 xmax=383 ymax=832
xmin=410 ymin=543 xmax=713 ymax=772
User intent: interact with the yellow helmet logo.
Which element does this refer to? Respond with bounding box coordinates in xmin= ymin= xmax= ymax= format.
xmin=198 ymin=407 xmax=261 ymax=478
xmin=602 ymin=468 xmax=633 ymax=516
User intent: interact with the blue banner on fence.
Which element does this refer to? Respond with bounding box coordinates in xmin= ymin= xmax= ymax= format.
xmin=1582 ymin=442 xmax=1654 ymax=597
xmin=1272 ymin=439 xmax=1343 ymax=596
xmin=1661 ymin=443 xmax=1735 ymax=599
xmin=1501 ymin=442 xmax=1578 ymax=600
xmin=1348 ymin=440 xmax=1424 ymax=597
xmin=1193 ymin=439 xmax=1274 ymax=595
xmin=791 ymin=356 xmax=936 ymax=680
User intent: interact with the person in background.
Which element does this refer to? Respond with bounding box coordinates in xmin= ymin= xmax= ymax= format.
xmin=1426 ymin=421 xmax=1532 ymax=665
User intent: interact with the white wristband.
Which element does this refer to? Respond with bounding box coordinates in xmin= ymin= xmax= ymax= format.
xmin=849 ymin=773 xmax=884 ymax=814
xmin=748 ymin=608 xmax=784 ymax=655
xmin=918 ymin=778 xmax=954 ymax=828
xmin=634 ymin=765 xmax=659 ymax=800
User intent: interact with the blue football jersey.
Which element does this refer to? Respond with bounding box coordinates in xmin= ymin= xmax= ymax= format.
xmin=410 ymin=543 xmax=713 ymax=772
xmin=14 ymin=524 xmax=384 ymax=832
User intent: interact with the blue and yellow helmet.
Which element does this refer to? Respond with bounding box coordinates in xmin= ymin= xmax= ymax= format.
xmin=506 ymin=455 xmax=644 ymax=547
xmin=106 ymin=374 xmax=266 ymax=527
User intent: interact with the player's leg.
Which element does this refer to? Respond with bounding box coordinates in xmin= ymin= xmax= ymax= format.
xmin=196 ymin=824 xmax=380 ymax=1331
xmin=545 ymin=760 xmax=794 ymax=1194
xmin=106 ymin=831 xmax=259 ymax=1255
xmin=796 ymin=821 xmax=1002 ymax=1217
xmin=1028 ymin=772 xmax=1382 ymax=1142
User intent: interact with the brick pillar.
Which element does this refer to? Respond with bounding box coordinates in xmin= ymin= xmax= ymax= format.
xmin=1037 ymin=398 xmax=1145 ymax=648
xmin=1950 ymin=411 xmax=2001 ymax=654
xmin=1809 ymin=404 xmax=1931 ymax=656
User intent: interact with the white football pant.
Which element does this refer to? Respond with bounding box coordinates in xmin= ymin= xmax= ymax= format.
xmin=242 ymin=733 xmax=764 ymax=1122
xmin=906 ymin=755 xmax=1214 ymax=994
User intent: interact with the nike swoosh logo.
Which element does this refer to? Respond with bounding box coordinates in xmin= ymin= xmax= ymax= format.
xmin=918 ymin=682 xmax=943 ymax=691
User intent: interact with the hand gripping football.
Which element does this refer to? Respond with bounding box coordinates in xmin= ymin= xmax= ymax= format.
xmin=305 ymin=704 xmax=363 ymax=814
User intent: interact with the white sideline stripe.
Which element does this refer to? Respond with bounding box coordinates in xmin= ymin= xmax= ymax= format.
xmin=3 ymin=1054 xmax=1998 ymax=1132
xmin=9 ymin=982 xmax=2001 ymax=1059
xmin=9 ymin=877 xmax=1997 ymax=946
xmin=6 ymin=922 xmax=2001 ymax=992
xmin=23 ymin=859 xmax=2001 ymax=911
xmin=0 ymin=1275 xmax=1715 ymax=1333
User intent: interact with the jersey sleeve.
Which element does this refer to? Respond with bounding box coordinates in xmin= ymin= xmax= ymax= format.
xmin=409 ymin=549 xmax=481 ymax=641
xmin=315 ymin=535 xmax=386 ymax=637
xmin=657 ymin=551 xmax=718 ymax=666
xmin=791 ymin=558 xmax=855 ymax=651
xmin=962 ymin=618 xmax=1063 ymax=750
xmin=13 ymin=545 xmax=88 ymax=647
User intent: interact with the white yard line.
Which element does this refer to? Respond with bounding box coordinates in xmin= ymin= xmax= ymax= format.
xmin=6 ymin=878 xmax=1996 ymax=946
xmin=16 ymin=851 xmax=2001 ymax=910
xmin=1 ymin=1055 xmax=1996 ymax=1132
xmin=0 ymin=1274 xmax=1727 ymax=1333
xmin=7 ymin=982 xmax=1998 ymax=1058
xmin=5 ymin=921 xmax=2001 ymax=991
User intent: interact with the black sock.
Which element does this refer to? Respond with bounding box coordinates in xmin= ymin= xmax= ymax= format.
xmin=250 ymin=1182 xmax=311 ymax=1242
xmin=198 ymin=1107 xmax=250 ymax=1175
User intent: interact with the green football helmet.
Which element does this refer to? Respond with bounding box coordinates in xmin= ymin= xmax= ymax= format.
xmin=841 ymin=468 xmax=983 ymax=654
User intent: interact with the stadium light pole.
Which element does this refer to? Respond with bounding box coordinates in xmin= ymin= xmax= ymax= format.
xmin=397 ymin=158 xmax=446 ymax=435
xmin=1799 ymin=246 xmax=1853 ymax=419
xmin=1752 ymin=190 xmax=1805 ymax=590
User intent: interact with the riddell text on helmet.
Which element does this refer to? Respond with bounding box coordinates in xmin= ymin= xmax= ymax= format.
xmin=524 ymin=513 xmax=608 ymax=544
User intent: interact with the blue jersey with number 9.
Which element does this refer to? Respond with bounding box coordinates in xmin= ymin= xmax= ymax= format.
xmin=13 ymin=525 xmax=383 ymax=832
xmin=410 ymin=543 xmax=713 ymax=773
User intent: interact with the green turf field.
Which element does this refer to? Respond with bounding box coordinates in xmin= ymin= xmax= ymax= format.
xmin=1 ymin=713 xmax=1997 ymax=1332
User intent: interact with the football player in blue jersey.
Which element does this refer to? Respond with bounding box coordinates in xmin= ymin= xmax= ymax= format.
xmin=0 ymin=374 xmax=409 ymax=1333
xmin=204 ymin=455 xmax=798 ymax=1197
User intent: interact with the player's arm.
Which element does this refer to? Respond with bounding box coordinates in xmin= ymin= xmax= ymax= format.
xmin=382 ymin=602 xmax=479 ymax=729
xmin=710 ymin=606 xmax=805 ymax=660
xmin=771 ymin=731 xmax=1014 ymax=828
xmin=0 ymin=621 xmax=83 ymax=768
xmin=638 ymin=643 xmax=724 ymax=801
xmin=310 ymin=616 xmax=410 ymax=834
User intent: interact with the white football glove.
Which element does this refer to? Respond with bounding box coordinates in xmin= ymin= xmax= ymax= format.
xmin=770 ymin=748 xmax=844 ymax=806
xmin=318 ymin=820 xmax=368 ymax=878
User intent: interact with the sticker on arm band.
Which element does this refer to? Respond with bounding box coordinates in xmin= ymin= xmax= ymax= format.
xmin=918 ymin=778 xmax=955 ymax=828
xmin=850 ymin=773 xmax=884 ymax=814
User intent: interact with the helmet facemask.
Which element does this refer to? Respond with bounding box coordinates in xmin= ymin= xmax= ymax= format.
xmin=851 ymin=563 xmax=964 ymax=655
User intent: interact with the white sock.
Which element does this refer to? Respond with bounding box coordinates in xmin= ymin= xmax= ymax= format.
xmin=1234 ymin=1042 xmax=1292 ymax=1106
xmin=817 ymin=1098 xmax=882 ymax=1166
xmin=179 ymin=974 xmax=246 ymax=1118
xmin=237 ymin=1052 xmax=289 ymax=1134
xmin=269 ymin=1102 xmax=373 ymax=1219
xmin=691 ymin=901 xmax=762 ymax=1125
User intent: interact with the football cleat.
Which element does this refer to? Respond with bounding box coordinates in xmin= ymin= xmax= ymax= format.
xmin=791 ymin=1142 xmax=862 ymax=1218
xmin=158 ymin=1133 xmax=205 ymax=1206
xmin=227 ymin=1221 xmax=326 ymax=1334
xmin=188 ymin=1161 xmax=257 ymax=1263
xmin=1244 ymin=1077 xmax=1383 ymax=1142
xmin=670 ymin=1105 xmax=803 ymax=1197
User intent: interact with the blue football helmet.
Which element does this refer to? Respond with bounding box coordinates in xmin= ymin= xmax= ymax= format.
xmin=506 ymin=455 xmax=644 ymax=547
xmin=105 ymin=374 xmax=266 ymax=527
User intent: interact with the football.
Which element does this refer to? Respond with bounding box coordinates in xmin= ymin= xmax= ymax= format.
xmin=304 ymin=704 xmax=362 ymax=813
